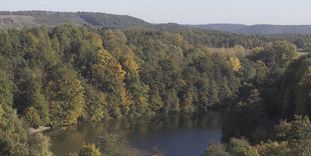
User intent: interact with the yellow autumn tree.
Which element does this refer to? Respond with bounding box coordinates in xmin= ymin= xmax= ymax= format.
xmin=182 ymin=90 xmax=196 ymax=113
xmin=92 ymin=49 xmax=132 ymax=117
xmin=121 ymin=54 xmax=149 ymax=115
xmin=229 ymin=56 xmax=242 ymax=72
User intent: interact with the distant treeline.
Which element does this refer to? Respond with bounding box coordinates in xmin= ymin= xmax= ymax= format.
xmin=189 ymin=24 xmax=311 ymax=35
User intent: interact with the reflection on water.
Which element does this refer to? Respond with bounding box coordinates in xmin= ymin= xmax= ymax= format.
xmin=46 ymin=112 xmax=222 ymax=156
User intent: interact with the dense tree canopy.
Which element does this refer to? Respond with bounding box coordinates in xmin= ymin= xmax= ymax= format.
xmin=1 ymin=24 xmax=270 ymax=127
xmin=0 ymin=24 xmax=310 ymax=155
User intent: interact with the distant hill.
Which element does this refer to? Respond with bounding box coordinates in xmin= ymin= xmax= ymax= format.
xmin=189 ymin=24 xmax=247 ymax=33
xmin=188 ymin=24 xmax=311 ymax=35
xmin=0 ymin=11 xmax=200 ymax=32
xmin=237 ymin=25 xmax=311 ymax=35
xmin=1 ymin=11 xmax=311 ymax=35
xmin=0 ymin=11 xmax=150 ymax=29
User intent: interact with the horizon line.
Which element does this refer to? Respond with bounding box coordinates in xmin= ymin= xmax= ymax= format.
xmin=1 ymin=10 xmax=311 ymax=26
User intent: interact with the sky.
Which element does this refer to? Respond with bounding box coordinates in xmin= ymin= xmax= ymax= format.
xmin=0 ymin=0 xmax=310 ymax=25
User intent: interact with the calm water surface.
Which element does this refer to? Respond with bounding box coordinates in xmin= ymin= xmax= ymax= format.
xmin=46 ymin=112 xmax=222 ymax=156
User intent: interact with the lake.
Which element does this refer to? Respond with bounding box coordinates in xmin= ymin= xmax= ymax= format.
xmin=46 ymin=112 xmax=222 ymax=156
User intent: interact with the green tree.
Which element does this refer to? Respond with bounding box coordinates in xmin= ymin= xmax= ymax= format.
xmin=78 ymin=144 xmax=102 ymax=156
xmin=28 ymin=133 xmax=53 ymax=156
xmin=46 ymin=65 xmax=85 ymax=126
xmin=0 ymin=104 xmax=29 ymax=156
xmin=227 ymin=138 xmax=259 ymax=156
xmin=203 ymin=144 xmax=229 ymax=156
xmin=222 ymin=101 xmax=268 ymax=143
xmin=84 ymin=85 xmax=109 ymax=121
xmin=257 ymin=141 xmax=291 ymax=156
xmin=24 ymin=107 xmax=41 ymax=128
xmin=14 ymin=67 xmax=49 ymax=126
xmin=275 ymin=115 xmax=311 ymax=155
xmin=0 ymin=69 xmax=13 ymax=106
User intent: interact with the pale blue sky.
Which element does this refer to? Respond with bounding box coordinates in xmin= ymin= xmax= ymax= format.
xmin=0 ymin=0 xmax=310 ymax=25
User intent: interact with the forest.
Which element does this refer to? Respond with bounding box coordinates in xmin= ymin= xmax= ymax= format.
xmin=0 ymin=24 xmax=311 ymax=155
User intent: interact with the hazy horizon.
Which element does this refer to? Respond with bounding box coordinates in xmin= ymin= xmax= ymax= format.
xmin=1 ymin=0 xmax=311 ymax=25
